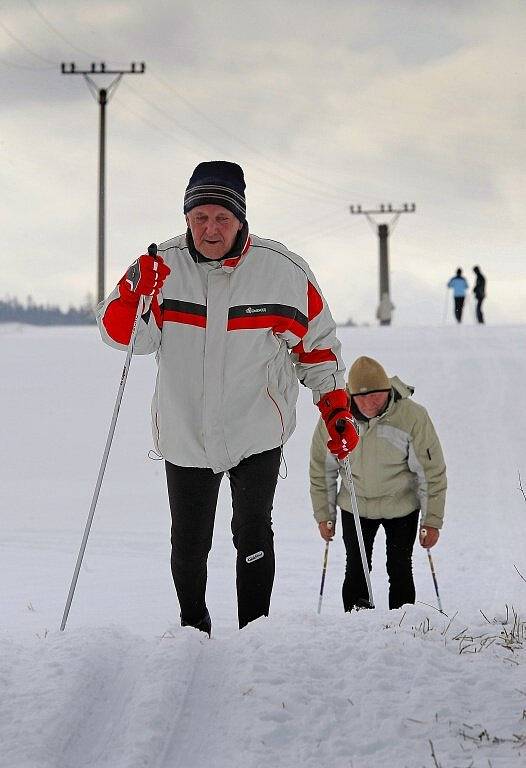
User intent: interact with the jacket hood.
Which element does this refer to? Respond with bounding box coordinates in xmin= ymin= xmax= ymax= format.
xmin=390 ymin=376 xmax=415 ymax=400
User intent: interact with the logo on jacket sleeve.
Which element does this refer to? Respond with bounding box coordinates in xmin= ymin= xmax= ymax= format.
xmin=245 ymin=306 xmax=267 ymax=314
xmin=246 ymin=550 xmax=264 ymax=563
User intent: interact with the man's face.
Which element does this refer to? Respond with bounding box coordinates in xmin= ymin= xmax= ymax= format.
xmin=353 ymin=391 xmax=390 ymax=418
xmin=186 ymin=204 xmax=243 ymax=260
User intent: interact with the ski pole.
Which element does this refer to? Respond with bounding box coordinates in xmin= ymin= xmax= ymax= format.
xmin=420 ymin=527 xmax=443 ymax=613
xmin=60 ymin=243 xmax=158 ymax=631
xmin=317 ymin=521 xmax=332 ymax=614
xmin=336 ymin=420 xmax=375 ymax=609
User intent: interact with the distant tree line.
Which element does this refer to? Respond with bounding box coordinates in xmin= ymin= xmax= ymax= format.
xmin=1 ymin=296 xmax=364 ymax=328
xmin=0 ymin=295 xmax=96 ymax=325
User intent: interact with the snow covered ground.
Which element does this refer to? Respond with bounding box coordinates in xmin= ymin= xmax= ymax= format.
xmin=1 ymin=322 xmax=526 ymax=768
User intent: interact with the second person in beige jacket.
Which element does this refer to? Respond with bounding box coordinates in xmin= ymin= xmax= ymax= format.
xmin=310 ymin=356 xmax=447 ymax=611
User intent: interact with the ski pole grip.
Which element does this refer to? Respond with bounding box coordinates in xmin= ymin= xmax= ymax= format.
xmin=335 ymin=417 xmax=347 ymax=434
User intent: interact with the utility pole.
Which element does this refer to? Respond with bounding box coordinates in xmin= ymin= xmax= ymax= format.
xmin=61 ymin=62 xmax=146 ymax=304
xmin=349 ymin=203 xmax=416 ymax=326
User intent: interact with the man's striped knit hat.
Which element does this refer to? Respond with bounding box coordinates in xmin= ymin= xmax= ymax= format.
xmin=183 ymin=161 xmax=246 ymax=223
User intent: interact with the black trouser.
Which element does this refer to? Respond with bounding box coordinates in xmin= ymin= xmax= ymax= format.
xmin=454 ymin=296 xmax=465 ymax=323
xmin=341 ymin=508 xmax=420 ymax=610
xmin=475 ymin=296 xmax=485 ymax=323
xmin=165 ymin=447 xmax=281 ymax=629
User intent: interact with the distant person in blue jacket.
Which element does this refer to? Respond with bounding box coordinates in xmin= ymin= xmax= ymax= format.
xmin=447 ymin=268 xmax=468 ymax=323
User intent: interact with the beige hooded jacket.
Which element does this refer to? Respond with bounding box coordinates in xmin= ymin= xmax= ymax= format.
xmin=309 ymin=377 xmax=446 ymax=528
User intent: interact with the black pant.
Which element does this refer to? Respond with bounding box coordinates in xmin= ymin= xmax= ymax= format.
xmin=165 ymin=447 xmax=281 ymax=629
xmin=475 ymin=296 xmax=485 ymax=323
xmin=454 ymin=296 xmax=465 ymax=323
xmin=341 ymin=509 xmax=420 ymax=610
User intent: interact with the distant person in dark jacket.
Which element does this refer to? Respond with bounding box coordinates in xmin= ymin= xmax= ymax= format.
xmin=472 ymin=266 xmax=486 ymax=324
xmin=447 ymin=268 xmax=468 ymax=323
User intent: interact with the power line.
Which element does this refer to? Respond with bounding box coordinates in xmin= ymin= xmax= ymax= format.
xmin=122 ymin=80 xmax=345 ymax=205
xmin=126 ymin=80 xmax=342 ymax=202
xmin=148 ymin=67 xmax=354 ymax=199
xmin=112 ymin=93 xmax=205 ymax=160
xmin=24 ymin=0 xmax=130 ymax=68
xmin=0 ymin=16 xmax=58 ymax=65
xmin=25 ymin=0 xmax=102 ymax=59
xmin=272 ymin=202 xmax=347 ymax=240
xmin=8 ymin=5 xmax=381 ymax=254
xmin=122 ymin=80 xmax=243 ymax=159
xmin=10 ymin=3 xmax=362 ymax=206
xmin=112 ymin=91 xmax=349 ymax=243
xmin=112 ymin=89 xmax=353 ymax=227
xmin=288 ymin=219 xmax=352 ymax=248
xmin=0 ymin=51 xmax=51 ymax=70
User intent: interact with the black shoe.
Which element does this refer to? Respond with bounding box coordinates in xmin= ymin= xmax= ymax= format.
xmin=181 ymin=610 xmax=212 ymax=637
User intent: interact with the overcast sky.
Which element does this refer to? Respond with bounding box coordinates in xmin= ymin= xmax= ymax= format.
xmin=1 ymin=0 xmax=525 ymax=325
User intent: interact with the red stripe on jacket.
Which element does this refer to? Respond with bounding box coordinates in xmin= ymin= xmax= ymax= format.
xmin=291 ymin=341 xmax=337 ymax=364
xmin=287 ymin=283 xmax=335 ymax=363
xmin=307 ymin=281 xmax=323 ymax=320
xmin=164 ymin=310 xmax=207 ymax=328
xmin=227 ymin=315 xmax=307 ymax=338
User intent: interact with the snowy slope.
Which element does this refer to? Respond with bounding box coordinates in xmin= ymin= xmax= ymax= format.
xmin=1 ymin=323 xmax=526 ymax=768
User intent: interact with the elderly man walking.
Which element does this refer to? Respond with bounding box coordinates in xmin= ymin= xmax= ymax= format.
xmin=310 ymin=356 xmax=446 ymax=611
xmin=97 ymin=161 xmax=358 ymax=633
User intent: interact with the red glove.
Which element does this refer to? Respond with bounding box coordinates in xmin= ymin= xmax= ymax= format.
xmin=118 ymin=254 xmax=171 ymax=305
xmin=419 ymin=527 xmax=440 ymax=548
xmin=317 ymin=389 xmax=359 ymax=460
xmin=103 ymin=253 xmax=171 ymax=345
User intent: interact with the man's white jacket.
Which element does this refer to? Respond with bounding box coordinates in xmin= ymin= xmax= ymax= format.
xmin=97 ymin=231 xmax=345 ymax=473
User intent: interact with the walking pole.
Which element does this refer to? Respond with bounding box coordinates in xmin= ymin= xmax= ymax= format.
xmin=60 ymin=243 xmax=158 ymax=631
xmin=420 ymin=527 xmax=443 ymax=613
xmin=317 ymin=522 xmax=332 ymax=614
xmin=336 ymin=420 xmax=375 ymax=608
